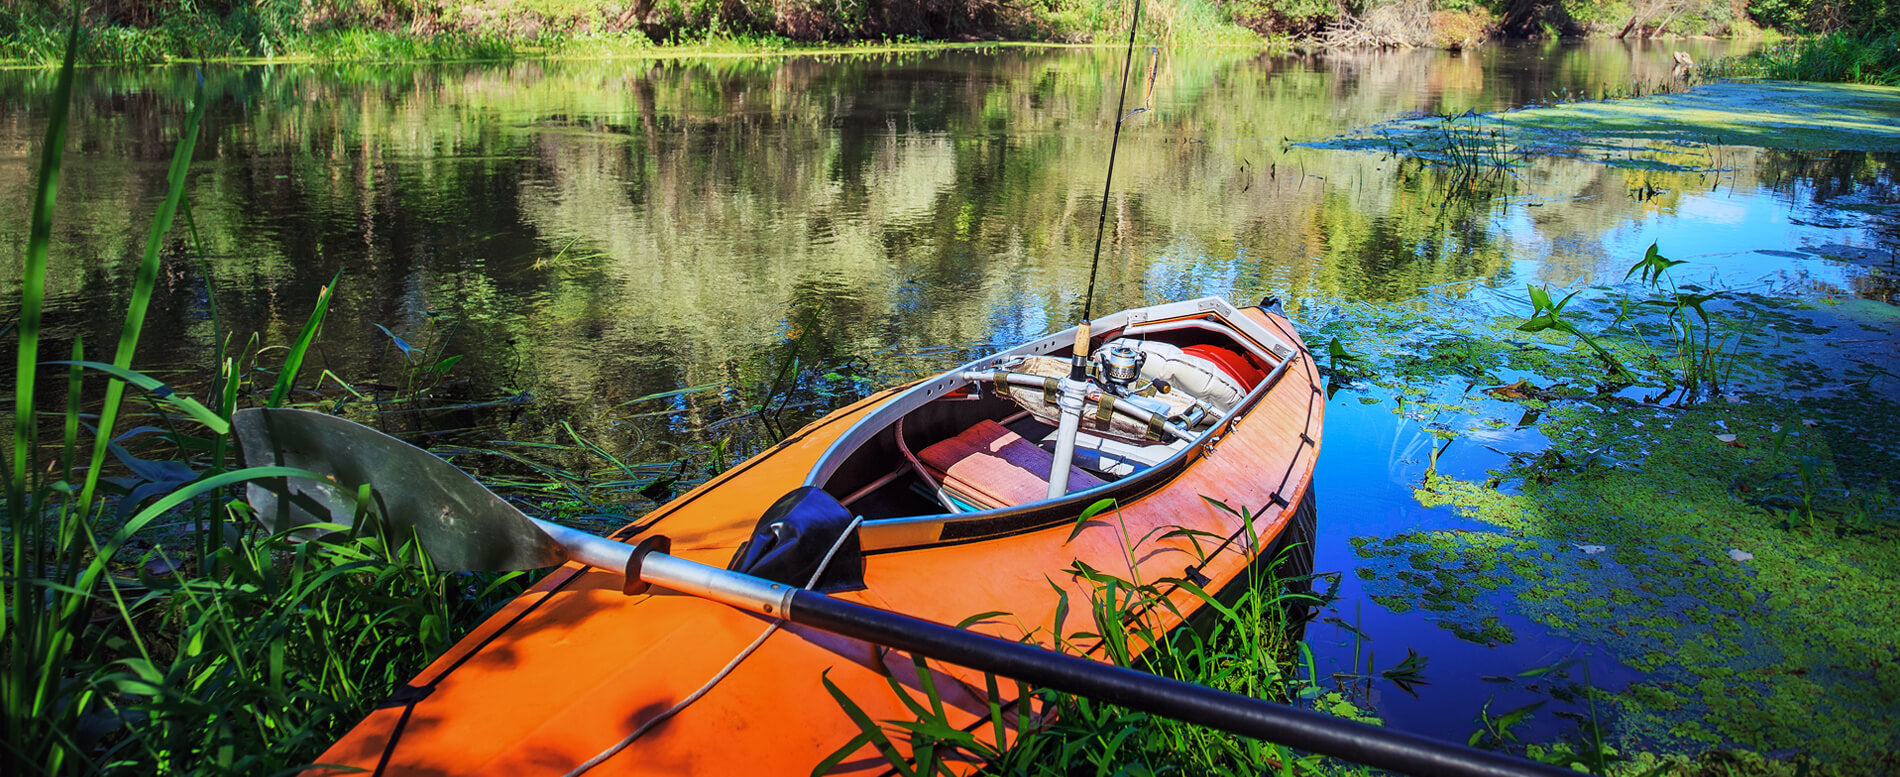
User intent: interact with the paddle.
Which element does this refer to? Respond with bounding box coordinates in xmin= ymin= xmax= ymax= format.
xmin=234 ymin=408 xmax=1575 ymax=777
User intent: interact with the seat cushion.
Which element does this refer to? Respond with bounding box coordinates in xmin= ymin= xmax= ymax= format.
xmin=917 ymin=419 xmax=1105 ymax=510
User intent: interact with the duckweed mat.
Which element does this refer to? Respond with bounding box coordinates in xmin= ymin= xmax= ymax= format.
xmin=1313 ymin=279 xmax=1900 ymax=772
xmin=1305 ymin=81 xmax=1900 ymax=172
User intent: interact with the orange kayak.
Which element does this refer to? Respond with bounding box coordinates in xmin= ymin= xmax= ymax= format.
xmin=307 ymin=296 xmax=1323 ymax=776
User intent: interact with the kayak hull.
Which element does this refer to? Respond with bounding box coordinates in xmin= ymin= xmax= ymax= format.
xmin=310 ymin=302 xmax=1324 ymax=776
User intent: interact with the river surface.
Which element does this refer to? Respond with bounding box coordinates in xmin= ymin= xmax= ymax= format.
xmin=3 ymin=39 xmax=1895 ymax=753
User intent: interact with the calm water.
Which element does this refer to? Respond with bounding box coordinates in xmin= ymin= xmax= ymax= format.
xmin=3 ymin=39 xmax=1894 ymax=750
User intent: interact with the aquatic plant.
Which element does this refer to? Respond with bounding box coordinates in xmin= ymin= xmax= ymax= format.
xmin=1372 ymin=115 xmax=1525 ymax=192
xmin=1432 ymin=117 xmax=1521 ymax=177
xmin=1515 ymin=284 xmax=1636 ymax=385
xmin=1342 ymin=307 xmax=1900 ymax=771
xmin=1618 ymin=243 xmax=1738 ymax=404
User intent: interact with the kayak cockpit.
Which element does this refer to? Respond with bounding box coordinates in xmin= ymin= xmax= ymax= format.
xmin=806 ymin=298 xmax=1301 ymax=551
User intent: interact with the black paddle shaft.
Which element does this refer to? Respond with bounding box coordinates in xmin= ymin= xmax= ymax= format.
xmin=789 ymin=590 xmax=1575 ymax=777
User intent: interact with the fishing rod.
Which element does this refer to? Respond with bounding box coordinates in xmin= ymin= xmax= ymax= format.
xmin=1051 ymin=3 xmax=1160 ymax=498
xmin=1082 ymin=0 xmax=1153 ymax=325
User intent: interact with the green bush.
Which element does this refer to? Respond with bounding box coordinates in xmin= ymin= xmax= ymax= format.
xmin=1226 ymin=0 xmax=1337 ymax=35
xmin=1747 ymin=0 xmax=1811 ymax=31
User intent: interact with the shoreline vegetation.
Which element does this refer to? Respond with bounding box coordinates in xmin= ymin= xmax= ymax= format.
xmin=1704 ymin=29 xmax=1899 ymax=85
xmin=0 ymin=0 xmax=1892 ymax=79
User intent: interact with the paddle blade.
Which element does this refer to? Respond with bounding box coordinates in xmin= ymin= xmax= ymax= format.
xmin=233 ymin=407 xmax=567 ymax=572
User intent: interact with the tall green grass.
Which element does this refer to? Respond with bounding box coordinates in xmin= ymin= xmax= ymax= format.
xmin=1703 ymin=29 xmax=1900 ymax=84
xmin=1 ymin=22 xmax=529 ymax=775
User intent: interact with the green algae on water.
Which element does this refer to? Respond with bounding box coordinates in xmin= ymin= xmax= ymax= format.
xmin=1318 ymin=285 xmax=1900 ymax=769
xmin=1305 ymin=82 xmax=1900 ymax=172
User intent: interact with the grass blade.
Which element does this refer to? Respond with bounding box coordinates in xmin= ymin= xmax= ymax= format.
xmin=47 ymin=361 xmax=230 ymax=434
xmin=8 ymin=6 xmax=79 ymax=518
xmin=64 ymin=466 xmax=328 ymax=623
xmin=3 ymin=14 xmax=80 ymax=773
xmin=819 ymin=669 xmax=912 ymax=776
xmin=268 ymin=270 xmax=340 ymax=408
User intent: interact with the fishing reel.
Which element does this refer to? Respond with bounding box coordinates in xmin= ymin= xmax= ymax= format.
xmin=1099 ymin=343 xmax=1145 ymax=392
xmin=1094 ymin=341 xmax=1170 ymax=400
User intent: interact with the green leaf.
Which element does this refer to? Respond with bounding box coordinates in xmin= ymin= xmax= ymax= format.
xmin=47 ymin=361 xmax=229 ymax=434
xmin=912 ymin=654 xmax=945 ymax=721
xmin=810 ymin=730 xmax=877 ymax=777
xmin=1067 ymin=498 xmax=1117 ymax=543
xmin=375 ymin=323 xmax=420 ymax=361
xmin=11 ymin=5 xmax=81 ymax=510
xmin=984 ymin=673 xmax=1008 ymax=755
xmin=75 ymin=74 xmax=208 ymax=515
xmin=270 ymin=271 xmax=339 ymax=408
xmin=819 ymin=669 xmax=912 ymax=776
xmin=1527 ymin=284 xmax=1552 ymax=310
xmin=1552 ymin=289 xmax=1580 ymax=314
xmin=1166 ymin=578 xmax=1241 ymax=623
xmin=1079 ymin=497 xmax=1116 ymax=522
xmin=1047 ymin=578 xmax=1071 ymax=646
xmin=1518 ymin=659 xmax=1573 ymax=678
xmin=1198 ymin=495 xmax=1244 ymax=518
xmin=887 ymin=718 xmax=980 ymax=745
xmin=953 ymin=611 xmax=1011 ymax=629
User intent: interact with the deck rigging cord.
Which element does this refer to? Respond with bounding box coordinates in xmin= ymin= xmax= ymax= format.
xmin=1081 ymin=0 xmax=1151 ymax=323
xmin=565 ymin=515 xmax=865 ymax=776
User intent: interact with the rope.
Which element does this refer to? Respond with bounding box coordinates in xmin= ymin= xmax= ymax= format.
xmin=567 ymin=515 xmax=865 ymax=775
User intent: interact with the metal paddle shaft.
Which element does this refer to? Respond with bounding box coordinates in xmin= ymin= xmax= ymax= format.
xmin=1047 ymin=321 xmax=1093 ymax=499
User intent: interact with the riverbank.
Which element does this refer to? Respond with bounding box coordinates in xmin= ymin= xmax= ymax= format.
xmin=0 ymin=0 xmax=1270 ymax=66
xmin=1 ymin=0 xmax=1877 ymax=67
